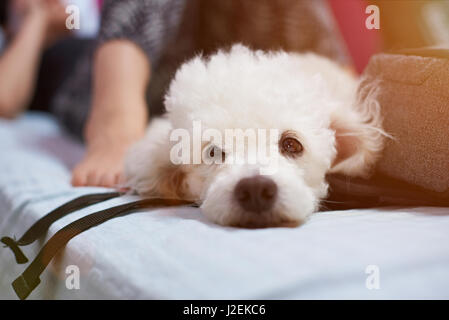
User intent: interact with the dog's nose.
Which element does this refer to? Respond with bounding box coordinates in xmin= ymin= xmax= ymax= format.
xmin=234 ymin=176 xmax=278 ymax=213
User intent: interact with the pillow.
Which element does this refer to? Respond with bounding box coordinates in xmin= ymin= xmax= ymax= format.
xmin=327 ymin=48 xmax=449 ymax=209
xmin=365 ymin=49 xmax=449 ymax=197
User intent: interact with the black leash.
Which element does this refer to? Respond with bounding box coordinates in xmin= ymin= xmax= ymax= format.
xmin=7 ymin=196 xmax=194 ymax=300
xmin=1 ymin=192 xmax=121 ymax=264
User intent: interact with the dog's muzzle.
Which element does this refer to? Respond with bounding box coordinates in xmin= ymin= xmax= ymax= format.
xmin=234 ymin=175 xmax=278 ymax=213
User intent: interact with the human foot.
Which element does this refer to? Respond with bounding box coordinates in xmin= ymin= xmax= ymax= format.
xmin=71 ymin=137 xmax=139 ymax=188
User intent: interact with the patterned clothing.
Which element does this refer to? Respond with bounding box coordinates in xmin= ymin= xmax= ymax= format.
xmin=0 ymin=27 xmax=5 ymax=54
xmin=52 ymin=0 xmax=190 ymax=139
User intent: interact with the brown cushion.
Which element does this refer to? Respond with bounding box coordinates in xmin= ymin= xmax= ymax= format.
xmin=360 ymin=50 xmax=449 ymax=196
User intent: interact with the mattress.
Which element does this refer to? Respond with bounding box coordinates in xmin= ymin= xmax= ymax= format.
xmin=1 ymin=112 xmax=449 ymax=299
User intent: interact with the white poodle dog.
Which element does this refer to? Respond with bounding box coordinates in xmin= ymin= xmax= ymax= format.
xmin=125 ymin=45 xmax=385 ymax=228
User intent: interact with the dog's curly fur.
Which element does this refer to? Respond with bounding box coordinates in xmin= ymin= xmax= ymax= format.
xmin=125 ymin=45 xmax=386 ymax=228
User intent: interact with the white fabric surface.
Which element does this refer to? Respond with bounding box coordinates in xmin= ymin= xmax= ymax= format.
xmin=1 ymin=113 xmax=449 ymax=299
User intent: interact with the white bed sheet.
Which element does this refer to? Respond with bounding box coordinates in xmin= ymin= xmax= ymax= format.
xmin=1 ymin=113 xmax=449 ymax=300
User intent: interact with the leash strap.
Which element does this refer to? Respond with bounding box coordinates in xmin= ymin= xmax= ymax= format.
xmin=1 ymin=192 xmax=121 ymax=264
xmin=11 ymin=197 xmax=194 ymax=300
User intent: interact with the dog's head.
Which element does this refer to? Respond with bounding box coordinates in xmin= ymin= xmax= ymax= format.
xmin=125 ymin=45 xmax=384 ymax=228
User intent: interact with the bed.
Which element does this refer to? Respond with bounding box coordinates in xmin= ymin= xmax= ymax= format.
xmin=1 ymin=112 xmax=449 ymax=299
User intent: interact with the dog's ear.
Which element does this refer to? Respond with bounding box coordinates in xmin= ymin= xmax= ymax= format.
xmin=329 ymin=98 xmax=386 ymax=177
xmin=155 ymin=165 xmax=187 ymax=199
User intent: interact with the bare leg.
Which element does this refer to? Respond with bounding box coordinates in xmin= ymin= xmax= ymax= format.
xmin=71 ymin=40 xmax=150 ymax=188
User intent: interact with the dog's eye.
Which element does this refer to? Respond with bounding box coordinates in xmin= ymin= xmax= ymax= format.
xmin=280 ymin=137 xmax=303 ymax=157
xmin=205 ymin=145 xmax=226 ymax=163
